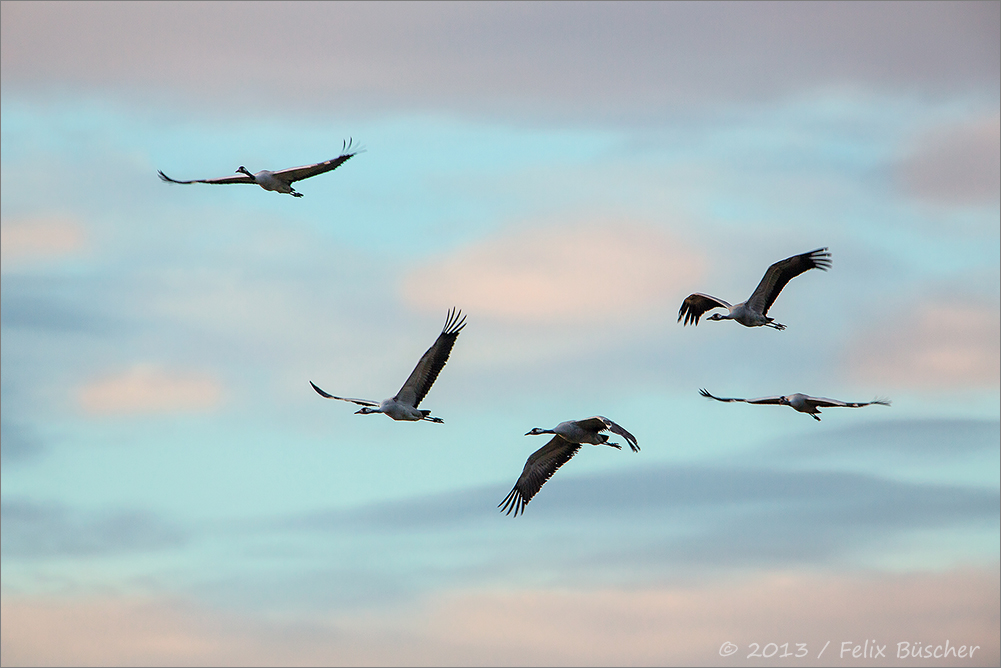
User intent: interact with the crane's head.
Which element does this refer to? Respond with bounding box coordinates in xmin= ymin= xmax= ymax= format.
xmin=236 ymin=166 xmax=253 ymax=177
xmin=777 ymin=396 xmax=791 ymax=406
xmin=355 ymin=407 xmax=380 ymax=415
xmin=525 ymin=427 xmax=553 ymax=437
xmin=707 ymin=313 xmax=727 ymax=322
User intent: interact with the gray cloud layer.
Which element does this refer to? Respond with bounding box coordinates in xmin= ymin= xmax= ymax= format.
xmin=3 ymin=2 xmax=998 ymax=120
xmin=4 ymin=419 xmax=994 ymax=613
xmin=246 ymin=418 xmax=998 ymax=600
xmin=200 ymin=460 xmax=996 ymax=610
xmin=895 ymin=116 xmax=1001 ymax=204
xmin=1 ymin=499 xmax=188 ymax=558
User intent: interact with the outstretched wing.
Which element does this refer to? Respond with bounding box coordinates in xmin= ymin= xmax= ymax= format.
xmin=395 ymin=308 xmax=466 ymax=408
xmin=802 ymin=395 xmax=891 ymax=409
xmin=273 ymin=139 xmax=362 ymax=183
xmin=576 ymin=416 xmax=640 ymax=452
xmin=699 ymin=388 xmax=784 ymax=405
xmin=309 ymin=381 xmax=378 ymax=407
xmin=747 ymin=247 xmax=831 ymax=316
xmin=678 ymin=293 xmax=731 ymax=326
xmin=499 ymin=436 xmax=582 ymax=517
xmin=158 ymin=170 xmax=255 ymax=185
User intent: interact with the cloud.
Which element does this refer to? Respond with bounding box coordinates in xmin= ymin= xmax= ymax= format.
xmin=844 ymin=299 xmax=1000 ymax=389
xmin=0 ymin=595 xmax=308 ymax=667
xmin=2 ymin=567 xmax=997 ymax=666
xmin=401 ymin=220 xmax=703 ymax=324
xmin=420 ymin=569 xmax=1000 ymax=666
xmin=0 ymin=421 xmax=45 ymax=465
xmin=0 ymin=215 xmax=86 ymax=271
xmin=394 ymin=220 xmax=704 ymax=373
xmin=756 ymin=418 xmax=1000 ymax=459
xmin=0 ymin=274 xmax=108 ymax=333
xmin=77 ymin=364 xmax=223 ymax=415
xmin=895 ymin=114 xmax=1001 ymax=205
xmin=265 ymin=450 xmax=998 ymax=582
xmin=1 ymin=498 xmax=187 ymax=559
xmin=2 ymin=3 xmax=996 ymax=120
xmin=284 ymin=464 xmax=998 ymax=536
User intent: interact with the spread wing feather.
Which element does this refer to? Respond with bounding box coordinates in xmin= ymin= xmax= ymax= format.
xmin=575 ymin=416 xmax=640 ymax=452
xmin=747 ymin=248 xmax=831 ymax=316
xmin=309 ymin=381 xmax=378 ymax=407
xmin=803 ymin=395 xmax=891 ymax=409
xmin=395 ymin=308 xmax=466 ymax=408
xmin=678 ymin=293 xmax=731 ymax=326
xmin=499 ymin=436 xmax=582 ymax=517
xmin=273 ymin=139 xmax=362 ymax=183
xmin=158 ymin=170 xmax=255 ymax=185
xmin=699 ymin=389 xmax=783 ymax=405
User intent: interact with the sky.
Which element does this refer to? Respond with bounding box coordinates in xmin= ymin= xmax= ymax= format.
xmin=1 ymin=1 xmax=999 ymax=666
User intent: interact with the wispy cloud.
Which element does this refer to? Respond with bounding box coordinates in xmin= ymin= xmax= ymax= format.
xmin=895 ymin=114 xmax=1001 ymax=205
xmin=418 ymin=569 xmax=1000 ymax=666
xmin=2 ymin=567 xmax=997 ymax=666
xmin=0 ymin=274 xmax=108 ymax=333
xmin=264 ymin=448 xmax=998 ymax=581
xmin=401 ymin=220 xmax=702 ymax=324
xmin=77 ymin=364 xmax=223 ymax=415
xmin=844 ymin=299 xmax=1000 ymax=388
xmin=397 ymin=220 xmax=702 ymax=371
xmin=0 ymin=420 xmax=45 ymax=465
xmin=3 ymin=3 xmax=996 ymax=120
xmin=1 ymin=498 xmax=187 ymax=559
xmin=0 ymin=215 xmax=87 ymax=271
xmin=755 ymin=418 xmax=1000 ymax=459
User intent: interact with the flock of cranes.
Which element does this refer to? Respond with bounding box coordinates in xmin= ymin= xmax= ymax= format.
xmin=159 ymin=146 xmax=890 ymax=516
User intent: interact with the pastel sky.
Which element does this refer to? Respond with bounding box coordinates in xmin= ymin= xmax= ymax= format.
xmin=2 ymin=2 xmax=999 ymax=666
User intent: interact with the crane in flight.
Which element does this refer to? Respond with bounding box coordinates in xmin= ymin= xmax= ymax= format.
xmin=499 ymin=416 xmax=639 ymax=517
xmin=699 ymin=388 xmax=890 ymax=421
xmin=310 ymin=308 xmax=465 ymax=423
xmin=158 ymin=139 xmax=361 ymax=198
xmin=679 ymin=248 xmax=831 ymax=330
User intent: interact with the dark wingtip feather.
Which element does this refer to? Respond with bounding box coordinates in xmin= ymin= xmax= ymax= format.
xmin=498 ymin=487 xmax=526 ymax=517
xmin=341 ymin=137 xmax=366 ymax=156
xmin=442 ymin=307 xmax=467 ymax=336
xmin=678 ymin=302 xmax=699 ymax=326
xmin=309 ymin=381 xmax=334 ymax=398
xmin=808 ymin=247 xmax=833 ymax=271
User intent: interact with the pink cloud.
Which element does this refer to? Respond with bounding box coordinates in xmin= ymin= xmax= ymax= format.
xmin=0 ymin=215 xmax=87 ymax=270
xmin=2 ymin=568 xmax=997 ymax=666
xmin=844 ymin=299 xmax=1000 ymax=389
xmin=78 ymin=364 xmax=223 ymax=415
xmin=422 ymin=568 xmax=999 ymax=666
xmin=401 ymin=221 xmax=704 ymax=324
